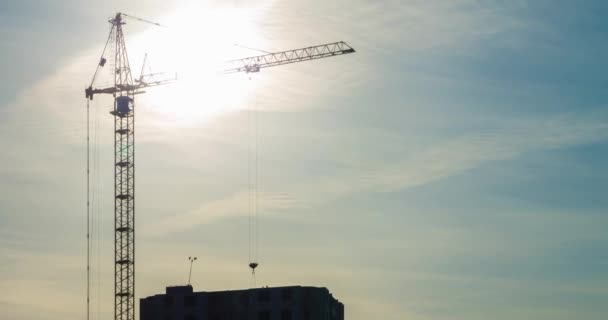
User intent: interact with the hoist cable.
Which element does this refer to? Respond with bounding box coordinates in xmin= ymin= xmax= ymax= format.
xmin=254 ymin=79 xmax=259 ymax=265
xmin=86 ymin=99 xmax=91 ymax=320
xmin=247 ymin=75 xmax=261 ymax=284
xmin=92 ymin=101 xmax=101 ymax=320
xmin=97 ymin=103 xmax=105 ymax=320
xmin=247 ymin=76 xmax=252 ymax=265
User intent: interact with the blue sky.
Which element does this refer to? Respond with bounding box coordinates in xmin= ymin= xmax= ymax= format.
xmin=1 ymin=1 xmax=608 ymax=319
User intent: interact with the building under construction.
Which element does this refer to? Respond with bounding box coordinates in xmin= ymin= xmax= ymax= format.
xmin=140 ymin=285 xmax=344 ymax=320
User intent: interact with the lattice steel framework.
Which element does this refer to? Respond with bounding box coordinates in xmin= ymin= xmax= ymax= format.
xmin=112 ymin=13 xmax=136 ymax=320
xmin=224 ymin=41 xmax=355 ymax=74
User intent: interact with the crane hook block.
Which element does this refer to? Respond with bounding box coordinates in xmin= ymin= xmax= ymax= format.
xmin=249 ymin=262 xmax=259 ymax=270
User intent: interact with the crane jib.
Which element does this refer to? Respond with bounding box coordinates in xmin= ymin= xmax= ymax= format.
xmin=224 ymin=41 xmax=355 ymax=74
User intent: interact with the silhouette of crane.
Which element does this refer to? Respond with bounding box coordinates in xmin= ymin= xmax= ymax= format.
xmin=85 ymin=11 xmax=355 ymax=320
xmin=224 ymin=41 xmax=355 ymax=74
xmin=224 ymin=40 xmax=355 ymax=282
xmin=85 ymin=12 xmax=174 ymax=320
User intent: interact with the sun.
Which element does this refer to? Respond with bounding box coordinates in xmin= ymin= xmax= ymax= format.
xmin=125 ymin=2 xmax=269 ymax=128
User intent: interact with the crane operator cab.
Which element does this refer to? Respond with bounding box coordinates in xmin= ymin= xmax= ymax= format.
xmin=111 ymin=96 xmax=132 ymax=117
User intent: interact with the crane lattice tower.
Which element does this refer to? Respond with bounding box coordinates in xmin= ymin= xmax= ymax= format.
xmin=86 ymin=12 xmax=173 ymax=320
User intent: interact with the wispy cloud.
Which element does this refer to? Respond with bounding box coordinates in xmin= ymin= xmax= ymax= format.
xmin=142 ymin=190 xmax=298 ymax=236
xmin=142 ymin=108 xmax=608 ymax=235
xmin=359 ymin=112 xmax=608 ymax=192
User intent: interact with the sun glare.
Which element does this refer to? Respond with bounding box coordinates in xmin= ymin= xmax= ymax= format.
xmin=126 ymin=2 xmax=268 ymax=127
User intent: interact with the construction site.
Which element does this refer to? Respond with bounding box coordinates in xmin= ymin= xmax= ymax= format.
xmin=84 ymin=11 xmax=355 ymax=320
xmin=5 ymin=2 xmax=602 ymax=320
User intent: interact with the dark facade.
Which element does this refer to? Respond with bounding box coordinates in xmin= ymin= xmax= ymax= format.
xmin=140 ymin=285 xmax=344 ymax=320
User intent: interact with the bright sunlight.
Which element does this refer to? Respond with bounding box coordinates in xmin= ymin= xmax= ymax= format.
xmin=127 ymin=2 xmax=270 ymax=127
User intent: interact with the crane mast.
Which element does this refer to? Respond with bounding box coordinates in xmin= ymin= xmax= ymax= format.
xmin=111 ymin=13 xmax=136 ymax=320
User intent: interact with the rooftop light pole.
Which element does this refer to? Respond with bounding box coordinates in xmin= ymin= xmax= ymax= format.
xmin=188 ymin=256 xmax=198 ymax=286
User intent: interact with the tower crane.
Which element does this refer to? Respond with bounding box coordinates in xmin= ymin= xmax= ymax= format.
xmin=85 ymin=12 xmax=174 ymax=320
xmin=85 ymin=11 xmax=355 ymax=320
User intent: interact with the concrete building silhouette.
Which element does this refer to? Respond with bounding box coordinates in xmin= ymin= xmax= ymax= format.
xmin=140 ymin=285 xmax=344 ymax=320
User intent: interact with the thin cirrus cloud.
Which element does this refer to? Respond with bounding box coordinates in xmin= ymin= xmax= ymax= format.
xmin=140 ymin=106 xmax=608 ymax=237
xmin=2 ymin=1 xmax=608 ymax=320
xmin=141 ymin=190 xmax=299 ymax=237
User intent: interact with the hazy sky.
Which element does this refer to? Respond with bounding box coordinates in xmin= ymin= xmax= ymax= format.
xmin=1 ymin=1 xmax=608 ymax=320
